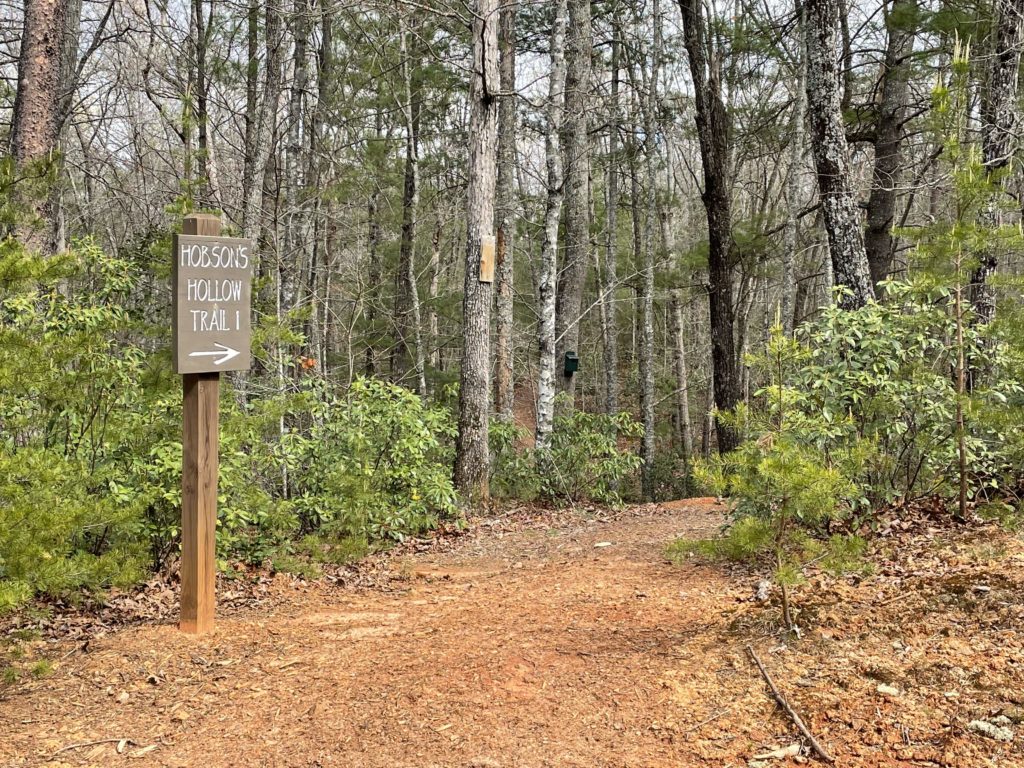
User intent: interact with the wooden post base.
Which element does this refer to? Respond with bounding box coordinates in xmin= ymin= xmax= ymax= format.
xmin=179 ymin=372 xmax=219 ymax=634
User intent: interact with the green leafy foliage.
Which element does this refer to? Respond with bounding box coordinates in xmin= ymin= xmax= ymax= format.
xmin=490 ymin=400 xmax=643 ymax=505
xmin=288 ymin=377 xmax=459 ymax=543
xmin=0 ymin=232 xmax=460 ymax=612
xmin=0 ymin=240 xmax=150 ymax=610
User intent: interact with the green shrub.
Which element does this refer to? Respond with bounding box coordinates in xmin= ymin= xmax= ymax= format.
xmin=490 ymin=400 xmax=643 ymax=505
xmin=0 ymin=448 xmax=146 ymax=611
xmin=0 ymin=241 xmax=151 ymax=610
xmin=489 ymin=419 xmax=542 ymax=500
xmin=545 ymin=404 xmax=643 ymax=504
xmin=290 ymin=377 xmax=459 ymax=542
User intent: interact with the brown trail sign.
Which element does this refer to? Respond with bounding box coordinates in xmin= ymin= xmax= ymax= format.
xmin=175 ymin=214 xmax=253 ymax=634
xmin=173 ymin=232 xmax=253 ymax=374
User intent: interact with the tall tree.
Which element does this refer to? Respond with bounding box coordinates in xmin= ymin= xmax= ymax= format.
xmin=241 ymin=0 xmax=283 ymax=242
xmin=863 ymin=0 xmax=916 ymax=293
xmin=638 ymin=0 xmax=662 ymax=499
xmin=598 ymin=10 xmax=622 ymax=417
xmin=669 ymin=290 xmax=693 ymax=461
xmin=10 ymin=0 xmax=70 ymax=253
xmin=805 ymin=0 xmax=874 ymax=309
xmin=677 ymin=0 xmax=741 ymax=452
xmin=535 ymin=0 xmax=568 ymax=453
xmin=970 ymin=0 xmax=1024 ymax=324
xmin=554 ymin=0 xmax=593 ymax=402
xmin=781 ymin=5 xmax=807 ymax=336
xmin=493 ymin=1 xmax=518 ymax=421
xmin=453 ymin=0 xmax=500 ymax=499
xmin=392 ymin=19 xmax=427 ymax=395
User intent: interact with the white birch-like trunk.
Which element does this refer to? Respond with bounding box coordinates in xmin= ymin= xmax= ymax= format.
xmin=534 ymin=0 xmax=568 ymax=454
xmin=670 ymin=290 xmax=693 ymax=460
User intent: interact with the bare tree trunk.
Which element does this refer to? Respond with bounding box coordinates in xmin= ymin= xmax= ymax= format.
xmin=393 ymin=19 xmax=426 ymax=395
xmin=242 ymin=0 xmax=283 ymax=242
xmin=805 ymin=0 xmax=874 ymax=310
xmin=428 ymin=217 xmax=442 ymax=373
xmin=970 ymin=0 xmax=1024 ymax=325
xmin=554 ymin=0 xmax=592 ymax=403
xmin=863 ymin=0 xmax=915 ymax=294
xmin=781 ymin=5 xmax=806 ymax=335
xmin=364 ymin=109 xmax=384 ymax=376
xmin=638 ymin=0 xmax=662 ymax=500
xmin=281 ymin=0 xmax=310 ymax=316
xmin=192 ymin=0 xmax=220 ymax=208
xmin=670 ymin=290 xmax=693 ymax=460
xmin=494 ymin=1 xmax=518 ymax=421
xmin=454 ymin=0 xmax=500 ymax=500
xmin=535 ymin=0 xmax=568 ymax=454
xmin=11 ymin=0 xmax=70 ymax=253
xmin=598 ymin=15 xmax=622 ymax=417
xmin=48 ymin=0 xmax=82 ymax=253
xmin=677 ymin=0 xmax=741 ymax=452
xmin=302 ymin=0 xmax=334 ymax=374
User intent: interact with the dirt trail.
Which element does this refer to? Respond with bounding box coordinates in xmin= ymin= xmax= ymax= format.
xmin=3 ymin=500 xmax=1023 ymax=768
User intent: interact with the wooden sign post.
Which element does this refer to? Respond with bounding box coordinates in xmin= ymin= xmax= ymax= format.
xmin=175 ymin=214 xmax=253 ymax=634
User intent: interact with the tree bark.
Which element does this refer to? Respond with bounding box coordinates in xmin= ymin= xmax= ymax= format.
xmin=598 ymin=15 xmax=622 ymax=418
xmin=863 ymin=0 xmax=915 ymax=294
xmin=11 ymin=0 xmax=70 ymax=253
xmin=454 ymin=0 xmax=500 ymax=500
xmin=364 ymin=111 xmax=384 ymax=376
xmin=393 ymin=19 xmax=427 ymax=395
xmin=428 ymin=217 xmax=443 ymax=374
xmin=677 ymin=0 xmax=741 ymax=452
xmin=805 ymin=0 xmax=875 ymax=310
xmin=494 ymin=1 xmax=518 ymax=421
xmin=554 ymin=0 xmax=592 ymax=403
xmin=638 ymin=0 xmax=662 ymax=500
xmin=970 ymin=0 xmax=1024 ymax=324
xmin=670 ymin=290 xmax=694 ymax=460
xmin=192 ymin=0 xmax=220 ymax=208
xmin=781 ymin=6 xmax=807 ymax=335
xmin=535 ymin=0 xmax=567 ymax=454
xmin=242 ymin=0 xmax=283 ymax=242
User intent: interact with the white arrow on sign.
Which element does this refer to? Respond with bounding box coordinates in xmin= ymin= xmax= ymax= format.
xmin=188 ymin=342 xmax=241 ymax=366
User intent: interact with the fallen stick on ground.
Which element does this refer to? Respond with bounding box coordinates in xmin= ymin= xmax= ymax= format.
xmin=747 ymin=645 xmax=834 ymax=763
xmin=52 ymin=738 xmax=137 ymax=756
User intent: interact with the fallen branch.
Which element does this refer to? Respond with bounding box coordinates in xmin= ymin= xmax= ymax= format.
xmin=52 ymin=738 xmax=136 ymax=756
xmin=747 ymin=645 xmax=834 ymax=763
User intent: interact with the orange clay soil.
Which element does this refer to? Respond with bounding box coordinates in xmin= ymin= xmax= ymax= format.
xmin=2 ymin=499 xmax=1023 ymax=768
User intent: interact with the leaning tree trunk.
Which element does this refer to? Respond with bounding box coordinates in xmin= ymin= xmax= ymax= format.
xmin=863 ymin=0 xmax=915 ymax=294
xmin=494 ymin=1 xmax=518 ymax=422
xmin=11 ymin=0 xmax=70 ymax=254
xmin=453 ymin=0 xmax=500 ymax=500
xmin=535 ymin=0 xmax=568 ymax=455
xmin=677 ymin=0 xmax=741 ymax=452
xmin=805 ymin=0 xmax=875 ymax=310
xmin=554 ymin=0 xmax=592 ymax=404
xmin=970 ymin=0 xmax=1024 ymax=325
